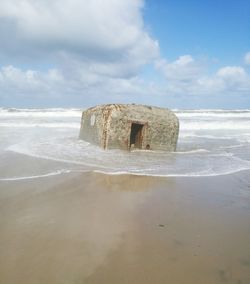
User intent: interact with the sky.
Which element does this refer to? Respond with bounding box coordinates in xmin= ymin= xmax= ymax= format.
xmin=0 ymin=0 xmax=249 ymax=109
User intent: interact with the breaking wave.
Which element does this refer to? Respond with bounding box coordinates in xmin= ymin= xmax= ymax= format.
xmin=1 ymin=108 xmax=250 ymax=179
xmin=6 ymin=138 xmax=250 ymax=178
xmin=0 ymin=169 xmax=72 ymax=181
xmin=180 ymin=121 xmax=250 ymax=130
xmin=0 ymin=122 xmax=80 ymax=128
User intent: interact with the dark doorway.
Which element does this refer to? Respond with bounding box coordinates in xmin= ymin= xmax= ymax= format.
xmin=130 ymin=123 xmax=144 ymax=149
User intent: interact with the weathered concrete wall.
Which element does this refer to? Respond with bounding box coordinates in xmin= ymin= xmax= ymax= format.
xmin=79 ymin=104 xmax=179 ymax=151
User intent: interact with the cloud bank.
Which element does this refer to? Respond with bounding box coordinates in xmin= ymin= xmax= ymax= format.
xmin=0 ymin=0 xmax=161 ymax=106
xmin=156 ymin=55 xmax=250 ymax=97
xmin=0 ymin=0 xmax=249 ymax=108
xmin=0 ymin=0 xmax=158 ymax=75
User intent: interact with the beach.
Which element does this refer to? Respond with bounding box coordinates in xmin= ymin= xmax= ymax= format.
xmin=0 ymin=161 xmax=250 ymax=283
xmin=0 ymin=108 xmax=250 ymax=283
xmin=1 ymin=0 xmax=250 ymax=282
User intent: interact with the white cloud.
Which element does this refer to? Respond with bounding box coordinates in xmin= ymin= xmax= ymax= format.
xmin=1 ymin=65 xmax=40 ymax=88
xmin=156 ymin=56 xmax=250 ymax=98
xmin=0 ymin=64 xmax=158 ymax=107
xmin=217 ymin=66 xmax=246 ymax=78
xmin=155 ymin=55 xmax=202 ymax=81
xmin=0 ymin=0 xmax=162 ymax=106
xmin=0 ymin=0 xmax=159 ymax=74
xmin=0 ymin=0 xmax=249 ymax=108
xmin=0 ymin=0 xmax=142 ymax=49
xmin=215 ymin=66 xmax=250 ymax=92
xmin=244 ymin=52 xmax=250 ymax=65
xmin=0 ymin=65 xmax=64 ymax=97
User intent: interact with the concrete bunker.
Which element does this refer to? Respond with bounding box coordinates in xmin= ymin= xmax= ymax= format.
xmin=79 ymin=104 xmax=179 ymax=151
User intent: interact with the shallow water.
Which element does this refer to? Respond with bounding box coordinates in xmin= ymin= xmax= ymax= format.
xmin=0 ymin=108 xmax=250 ymax=180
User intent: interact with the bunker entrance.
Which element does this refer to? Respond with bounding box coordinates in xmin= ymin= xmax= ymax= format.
xmin=130 ymin=123 xmax=144 ymax=149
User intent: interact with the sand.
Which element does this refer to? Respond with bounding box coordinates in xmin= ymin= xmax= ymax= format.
xmin=0 ymin=169 xmax=250 ymax=284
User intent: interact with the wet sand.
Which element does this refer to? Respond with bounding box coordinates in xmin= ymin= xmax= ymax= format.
xmin=0 ymin=168 xmax=250 ymax=283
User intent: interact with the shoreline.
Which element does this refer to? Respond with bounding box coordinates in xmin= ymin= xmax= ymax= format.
xmin=1 ymin=150 xmax=250 ymax=181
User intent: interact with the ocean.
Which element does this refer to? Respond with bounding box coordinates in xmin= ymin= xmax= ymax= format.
xmin=0 ymin=108 xmax=250 ymax=180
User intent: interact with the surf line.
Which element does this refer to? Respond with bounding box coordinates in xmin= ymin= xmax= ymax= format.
xmin=0 ymin=169 xmax=73 ymax=181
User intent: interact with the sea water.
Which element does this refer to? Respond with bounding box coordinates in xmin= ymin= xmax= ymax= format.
xmin=0 ymin=108 xmax=250 ymax=180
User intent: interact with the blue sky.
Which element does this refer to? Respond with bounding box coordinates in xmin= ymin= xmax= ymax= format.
xmin=0 ymin=0 xmax=249 ymax=108
xmin=144 ymin=0 xmax=250 ymax=64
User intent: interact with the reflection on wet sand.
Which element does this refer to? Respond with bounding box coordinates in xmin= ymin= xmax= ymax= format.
xmin=0 ymin=172 xmax=159 ymax=283
xmin=0 ymin=171 xmax=250 ymax=284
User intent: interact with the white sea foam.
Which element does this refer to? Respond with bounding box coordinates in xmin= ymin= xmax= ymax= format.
xmin=220 ymin=144 xmax=244 ymax=149
xmin=175 ymin=112 xmax=250 ymax=118
xmin=0 ymin=110 xmax=82 ymax=118
xmin=7 ymin=141 xmax=250 ymax=178
xmin=179 ymin=134 xmax=228 ymax=139
xmin=175 ymin=149 xmax=210 ymax=154
xmin=174 ymin=109 xmax=250 ymax=113
xmin=1 ymin=108 xmax=250 ymax=178
xmin=0 ymin=169 xmax=72 ymax=181
xmin=0 ymin=122 xmax=80 ymax=128
xmin=180 ymin=121 xmax=250 ymax=130
xmin=93 ymin=167 xmax=250 ymax=177
xmin=0 ymin=107 xmax=82 ymax=113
